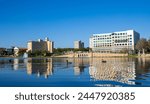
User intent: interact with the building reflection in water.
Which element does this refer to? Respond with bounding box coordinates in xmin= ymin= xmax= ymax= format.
xmin=89 ymin=58 xmax=136 ymax=85
xmin=26 ymin=58 xmax=53 ymax=79
xmin=73 ymin=58 xmax=89 ymax=75
xmin=1 ymin=57 xmax=150 ymax=86
xmin=13 ymin=58 xmax=19 ymax=70
xmin=13 ymin=58 xmax=27 ymax=70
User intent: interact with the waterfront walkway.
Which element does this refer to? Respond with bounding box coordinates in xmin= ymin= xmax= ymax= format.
xmin=54 ymin=52 xmax=128 ymax=58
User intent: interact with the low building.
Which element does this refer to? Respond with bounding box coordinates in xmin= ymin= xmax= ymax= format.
xmin=74 ymin=40 xmax=84 ymax=49
xmin=5 ymin=47 xmax=14 ymax=55
xmin=14 ymin=47 xmax=27 ymax=57
xmin=14 ymin=47 xmax=19 ymax=56
xmin=89 ymin=30 xmax=140 ymax=53
xmin=27 ymin=37 xmax=54 ymax=53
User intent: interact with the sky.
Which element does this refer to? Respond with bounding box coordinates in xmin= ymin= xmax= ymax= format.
xmin=0 ymin=0 xmax=150 ymax=48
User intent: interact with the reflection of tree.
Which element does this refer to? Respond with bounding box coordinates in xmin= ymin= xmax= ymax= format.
xmin=89 ymin=58 xmax=136 ymax=85
xmin=27 ymin=58 xmax=53 ymax=78
xmin=73 ymin=58 xmax=89 ymax=75
xmin=135 ymin=58 xmax=150 ymax=76
xmin=0 ymin=60 xmax=6 ymax=68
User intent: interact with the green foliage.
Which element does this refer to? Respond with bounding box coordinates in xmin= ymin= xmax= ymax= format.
xmin=73 ymin=47 xmax=89 ymax=52
xmin=18 ymin=49 xmax=27 ymax=56
xmin=0 ymin=48 xmax=6 ymax=56
xmin=53 ymin=48 xmax=74 ymax=55
xmin=27 ymin=50 xmax=52 ymax=57
xmin=53 ymin=47 xmax=90 ymax=55
xmin=148 ymin=39 xmax=150 ymax=52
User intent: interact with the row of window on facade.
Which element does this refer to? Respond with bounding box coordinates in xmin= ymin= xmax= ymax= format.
xmin=93 ymin=43 xmax=132 ymax=47
xmin=92 ymin=33 xmax=132 ymax=38
xmin=93 ymin=39 xmax=132 ymax=43
xmin=112 ymin=32 xmax=128 ymax=35
xmin=93 ymin=36 xmax=132 ymax=40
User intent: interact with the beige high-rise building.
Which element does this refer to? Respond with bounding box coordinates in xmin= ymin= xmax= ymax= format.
xmin=74 ymin=40 xmax=84 ymax=49
xmin=27 ymin=37 xmax=54 ymax=53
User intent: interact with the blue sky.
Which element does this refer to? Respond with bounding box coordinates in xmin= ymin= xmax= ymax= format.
xmin=0 ymin=0 xmax=150 ymax=48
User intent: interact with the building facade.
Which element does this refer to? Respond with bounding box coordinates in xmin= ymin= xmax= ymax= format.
xmin=89 ymin=30 xmax=140 ymax=53
xmin=27 ymin=37 xmax=54 ymax=53
xmin=5 ymin=47 xmax=14 ymax=55
xmin=74 ymin=40 xmax=84 ymax=49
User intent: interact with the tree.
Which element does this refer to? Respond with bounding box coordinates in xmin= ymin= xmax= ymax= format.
xmin=135 ymin=38 xmax=148 ymax=53
xmin=53 ymin=47 xmax=90 ymax=55
xmin=18 ymin=49 xmax=27 ymax=56
xmin=147 ymin=39 xmax=150 ymax=52
xmin=0 ymin=48 xmax=5 ymax=56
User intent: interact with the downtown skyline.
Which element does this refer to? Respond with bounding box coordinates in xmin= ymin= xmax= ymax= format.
xmin=0 ymin=0 xmax=150 ymax=48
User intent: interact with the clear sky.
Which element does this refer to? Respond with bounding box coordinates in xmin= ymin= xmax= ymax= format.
xmin=0 ymin=0 xmax=150 ymax=48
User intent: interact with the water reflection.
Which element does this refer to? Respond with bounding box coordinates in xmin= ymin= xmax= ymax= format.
xmin=27 ymin=58 xmax=53 ymax=79
xmin=89 ymin=58 xmax=136 ymax=85
xmin=136 ymin=58 xmax=150 ymax=75
xmin=0 ymin=57 xmax=150 ymax=86
xmin=73 ymin=58 xmax=89 ymax=75
xmin=13 ymin=58 xmax=19 ymax=70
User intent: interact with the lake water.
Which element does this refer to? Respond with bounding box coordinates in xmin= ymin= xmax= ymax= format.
xmin=0 ymin=57 xmax=150 ymax=87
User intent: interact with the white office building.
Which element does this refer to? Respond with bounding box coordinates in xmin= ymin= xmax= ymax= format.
xmin=89 ymin=30 xmax=140 ymax=53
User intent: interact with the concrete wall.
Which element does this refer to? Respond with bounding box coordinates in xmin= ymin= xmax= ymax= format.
xmin=91 ymin=53 xmax=128 ymax=57
xmin=55 ymin=52 xmax=128 ymax=58
xmin=141 ymin=54 xmax=150 ymax=57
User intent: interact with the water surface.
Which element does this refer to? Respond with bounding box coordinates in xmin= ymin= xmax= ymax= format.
xmin=0 ymin=57 xmax=150 ymax=87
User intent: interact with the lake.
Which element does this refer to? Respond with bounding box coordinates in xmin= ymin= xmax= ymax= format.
xmin=0 ymin=57 xmax=150 ymax=87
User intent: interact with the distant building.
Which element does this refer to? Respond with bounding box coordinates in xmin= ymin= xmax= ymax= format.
xmin=14 ymin=47 xmax=19 ymax=56
xmin=89 ymin=30 xmax=140 ymax=53
xmin=5 ymin=47 xmax=14 ymax=55
xmin=14 ymin=47 xmax=27 ymax=57
xmin=74 ymin=40 xmax=84 ymax=49
xmin=27 ymin=37 xmax=54 ymax=53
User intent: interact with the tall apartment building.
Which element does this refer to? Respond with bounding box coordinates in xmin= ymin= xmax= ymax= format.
xmin=27 ymin=37 xmax=54 ymax=53
xmin=74 ymin=40 xmax=84 ymax=49
xmin=89 ymin=30 xmax=140 ymax=53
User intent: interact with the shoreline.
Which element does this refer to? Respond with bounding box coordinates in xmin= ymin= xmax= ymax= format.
xmin=1 ymin=55 xmax=150 ymax=58
xmin=1 ymin=53 xmax=150 ymax=58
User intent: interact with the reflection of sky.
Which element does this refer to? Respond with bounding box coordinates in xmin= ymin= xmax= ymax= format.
xmin=0 ymin=58 xmax=150 ymax=87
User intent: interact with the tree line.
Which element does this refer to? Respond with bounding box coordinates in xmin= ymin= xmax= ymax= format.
xmin=53 ymin=47 xmax=90 ymax=55
xmin=27 ymin=47 xmax=90 ymax=57
xmin=135 ymin=38 xmax=150 ymax=53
